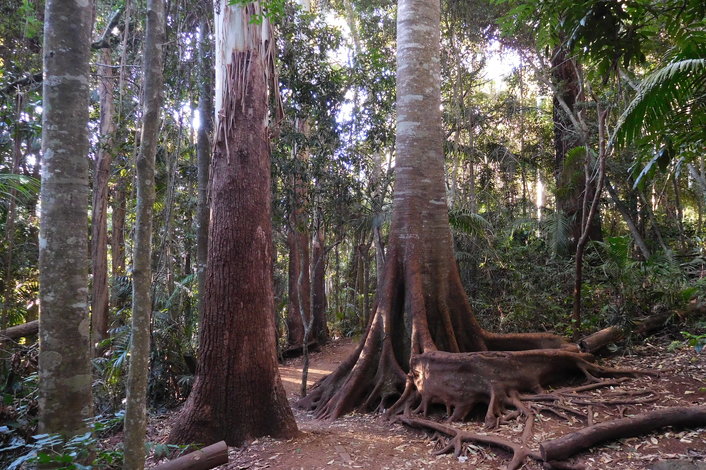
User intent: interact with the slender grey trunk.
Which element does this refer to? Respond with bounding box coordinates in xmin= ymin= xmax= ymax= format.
xmin=123 ymin=1 xmax=165 ymax=468
xmin=38 ymin=0 xmax=94 ymax=438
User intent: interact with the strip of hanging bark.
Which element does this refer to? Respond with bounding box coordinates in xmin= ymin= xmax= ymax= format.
xmin=540 ymin=406 xmax=706 ymax=463
xmin=399 ymin=416 xmax=540 ymax=470
xmin=0 ymin=320 xmax=39 ymax=341
xmin=577 ymin=327 xmax=623 ymax=354
xmin=389 ymin=349 xmax=639 ymax=426
xmin=150 ymin=441 xmax=228 ymax=470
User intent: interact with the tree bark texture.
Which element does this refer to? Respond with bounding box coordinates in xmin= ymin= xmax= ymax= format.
xmin=286 ymin=226 xmax=311 ymax=348
xmin=123 ymin=1 xmax=165 ymax=468
xmin=168 ymin=1 xmax=297 ymax=446
xmin=38 ymin=0 xmax=94 ymax=438
xmin=111 ymin=177 xmax=127 ymax=278
xmin=551 ymin=47 xmax=601 ymax=253
xmin=297 ymin=0 xmax=569 ymax=420
xmin=311 ymin=222 xmax=329 ymax=345
xmin=91 ymin=47 xmax=116 ymax=349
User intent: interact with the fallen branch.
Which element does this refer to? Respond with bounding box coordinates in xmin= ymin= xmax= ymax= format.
xmin=578 ymin=327 xmax=623 ymax=354
xmin=150 ymin=441 xmax=228 ymax=470
xmin=0 ymin=320 xmax=39 ymax=341
xmin=540 ymin=406 xmax=706 ymax=462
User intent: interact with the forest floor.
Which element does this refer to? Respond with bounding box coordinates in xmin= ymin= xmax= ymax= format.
xmin=150 ymin=336 xmax=706 ymax=470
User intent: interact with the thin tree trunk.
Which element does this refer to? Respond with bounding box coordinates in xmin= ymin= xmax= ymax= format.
xmin=311 ymin=215 xmax=329 ymax=345
xmin=571 ymin=108 xmax=607 ymax=339
xmin=123 ymin=1 xmax=165 ymax=468
xmin=91 ymin=47 xmax=116 ymax=350
xmin=196 ymin=14 xmax=213 ymax=327
xmin=111 ymin=178 xmax=127 ymax=278
xmin=38 ymin=0 xmax=94 ymax=438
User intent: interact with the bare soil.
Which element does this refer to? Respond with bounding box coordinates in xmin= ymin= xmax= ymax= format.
xmin=150 ymin=337 xmax=706 ymax=470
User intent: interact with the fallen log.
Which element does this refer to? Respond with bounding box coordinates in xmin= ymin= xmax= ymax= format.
xmin=0 ymin=320 xmax=39 ymax=341
xmin=540 ymin=406 xmax=706 ymax=463
xmin=151 ymin=441 xmax=228 ymax=470
xmin=577 ymin=326 xmax=623 ymax=354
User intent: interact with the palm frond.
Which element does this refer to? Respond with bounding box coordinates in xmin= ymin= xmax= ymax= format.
xmin=612 ymin=58 xmax=706 ymax=148
xmin=0 ymin=174 xmax=40 ymax=206
xmin=448 ymin=209 xmax=493 ymax=238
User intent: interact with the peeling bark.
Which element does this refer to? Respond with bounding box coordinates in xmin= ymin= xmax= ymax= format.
xmin=168 ymin=1 xmax=297 ymax=446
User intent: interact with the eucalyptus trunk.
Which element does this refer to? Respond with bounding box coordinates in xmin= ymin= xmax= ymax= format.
xmin=123 ymin=1 xmax=165 ymax=468
xmin=38 ymin=0 xmax=94 ymax=438
xmin=168 ymin=0 xmax=297 ymax=446
xmin=91 ymin=48 xmax=116 ymax=349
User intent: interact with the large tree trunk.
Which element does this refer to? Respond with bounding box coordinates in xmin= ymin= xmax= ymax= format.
xmin=168 ymin=1 xmax=297 ymax=446
xmin=91 ymin=47 xmax=116 ymax=350
xmin=123 ymin=1 xmax=165 ymax=468
xmin=551 ymin=47 xmax=602 ymax=254
xmin=38 ymin=0 xmax=94 ymax=438
xmin=298 ymin=0 xmax=567 ymax=420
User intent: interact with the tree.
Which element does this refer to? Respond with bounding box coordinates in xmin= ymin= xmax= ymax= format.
xmin=168 ymin=0 xmax=297 ymax=446
xmin=91 ymin=8 xmax=123 ymax=350
xmin=38 ymin=0 xmax=94 ymax=437
xmin=123 ymin=0 xmax=165 ymax=467
xmin=299 ymin=0 xmax=569 ymax=420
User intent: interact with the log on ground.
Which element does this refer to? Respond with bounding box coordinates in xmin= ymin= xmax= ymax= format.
xmin=540 ymin=406 xmax=706 ymax=462
xmin=151 ymin=441 xmax=228 ymax=470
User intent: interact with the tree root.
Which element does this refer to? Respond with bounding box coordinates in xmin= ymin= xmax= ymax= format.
xmin=540 ymin=405 xmax=706 ymax=462
xmin=388 ymin=349 xmax=640 ymax=427
xmin=401 ymin=407 xmax=706 ymax=470
xmin=399 ymin=416 xmax=541 ymax=470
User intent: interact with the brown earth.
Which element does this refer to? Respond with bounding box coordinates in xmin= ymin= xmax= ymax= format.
xmin=150 ymin=337 xmax=706 ymax=470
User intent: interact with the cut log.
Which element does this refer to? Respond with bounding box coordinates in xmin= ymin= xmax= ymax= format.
xmin=0 ymin=320 xmax=39 ymax=341
xmin=577 ymin=326 xmax=623 ymax=354
xmin=151 ymin=441 xmax=228 ymax=470
xmin=540 ymin=406 xmax=706 ymax=462
xmin=388 ymin=349 xmax=637 ymax=426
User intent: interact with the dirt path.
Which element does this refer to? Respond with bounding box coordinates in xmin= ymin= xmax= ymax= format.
xmin=154 ymin=338 xmax=706 ymax=470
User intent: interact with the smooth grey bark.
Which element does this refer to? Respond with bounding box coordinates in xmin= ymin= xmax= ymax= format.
xmin=38 ymin=0 xmax=94 ymax=438
xmin=123 ymin=0 xmax=165 ymax=468
xmin=91 ymin=47 xmax=116 ymax=350
xmin=196 ymin=15 xmax=213 ymax=326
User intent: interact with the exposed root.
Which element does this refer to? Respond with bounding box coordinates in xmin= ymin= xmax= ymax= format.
xmin=400 ymin=416 xmax=541 ymax=470
xmin=390 ymin=349 xmax=642 ymax=427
